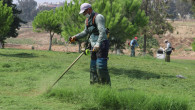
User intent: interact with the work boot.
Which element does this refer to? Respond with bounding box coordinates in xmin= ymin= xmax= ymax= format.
xmin=90 ymin=60 xmax=99 ymax=84
xmin=97 ymin=58 xmax=111 ymax=86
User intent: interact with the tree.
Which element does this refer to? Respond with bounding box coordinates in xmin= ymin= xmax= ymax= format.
xmin=141 ymin=0 xmax=174 ymax=55
xmin=192 ymin=5 xmax=195 ymax=17
xmin=57 ymin=0 xmax=148 ymax=54
xmin=32 ymin=10 xmax=61 ymax=51
xmin=17 ymin=0 xmax=37 ymax=22
xmin=0 ymin=1 xmax=13 ymax=48
xmin=0 ymin=0 xmax=22 ymax=48
xmin=92 ymin=0 xmax=148 ymax=53
xmin=55 ymin=0 xmax=91 ymax=52
xmin=167 ymin=0 xmax=177 ymax=19
xmin=175 ymin=0 xmax=192 ymax=19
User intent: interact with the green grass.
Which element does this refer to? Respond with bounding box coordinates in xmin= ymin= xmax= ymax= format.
xmin=0 ymin=48 xmax=194 ymax=110
xmin=6 ymin=38 xmax=37 ymax=45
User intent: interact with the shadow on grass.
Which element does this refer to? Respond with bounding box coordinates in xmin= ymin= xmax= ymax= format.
xmin=0 ymin=53 xmax=37 ymax=58
xmin=110 ymin=67 xmax=175 ymax=80
xmin=110 ymin=67 xmax=161 ymax=79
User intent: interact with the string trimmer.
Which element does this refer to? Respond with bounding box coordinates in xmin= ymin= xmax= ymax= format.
xmin=48 ymin=49 xmax=91 ymax=91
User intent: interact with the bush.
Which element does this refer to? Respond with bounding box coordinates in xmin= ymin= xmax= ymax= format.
xmin=52 ymin=38 xmax=58 ymax=45
xmin=52 ymin=38 xmax=65 ymax=45
xmin=137 ymin=35 xmax=159 ymax=56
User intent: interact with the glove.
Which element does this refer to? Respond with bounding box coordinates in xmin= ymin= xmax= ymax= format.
xmin=69 ymin=36 xmax=76 ymax=43
xmin=93 ymin=44 xmax=100 ymax=51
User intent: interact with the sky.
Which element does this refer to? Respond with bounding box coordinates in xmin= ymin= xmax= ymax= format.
xmin=13 ymin=0 xmax=71 ymax=4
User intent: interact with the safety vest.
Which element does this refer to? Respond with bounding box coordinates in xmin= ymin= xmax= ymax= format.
xmin=85 ymin=13 xmax=110 ymax=38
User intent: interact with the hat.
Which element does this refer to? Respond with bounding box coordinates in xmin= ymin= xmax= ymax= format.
xmin=79 ymin=3 xmax=91 ymax=14
xmin=164 ymin=39 xmax=168 ymax=43
xmin=134 ymin=37 xmax=138 ymax=40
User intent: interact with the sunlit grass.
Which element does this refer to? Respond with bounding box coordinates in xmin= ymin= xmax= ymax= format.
xmin=0 ymin=48 xmax=194 ymax=110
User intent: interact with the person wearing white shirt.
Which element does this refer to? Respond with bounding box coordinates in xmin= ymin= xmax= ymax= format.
xmin=164 ymin=39 xmax=172 ymax=62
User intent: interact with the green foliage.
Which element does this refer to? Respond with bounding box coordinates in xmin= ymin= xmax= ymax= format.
xmin=56 ymin=0 xmax=148 ymax=50
xmin=138 ymin=35 xmax=159 ymax=56
xmin=140 ymin=0 xmax=174 ymax=53
xmin=52 ymin=38 xmax=65 ymax=45
xmin=33 ymin=9 xmax=61 ymax=50
xmin=0 ymin=1 xmax=13 ymax=42
xmin=192 ymin=38 xmax=195 ymax=51
xmin=55 ymin=0 xmax=87 ymax=41
xmin=92 ymin=0 xmax=148 ymax=49
xmin=0 ymin=0 xmax=25 ymax=48
xmin=33 ymin=10 xmax=61 ymax=34
xmin=192 ymin=5 xmax=195 ymax=18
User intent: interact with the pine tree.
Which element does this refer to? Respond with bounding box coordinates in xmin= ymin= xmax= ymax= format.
xmin=141 ymin=0 xmax=174 ymax=55
xmin=93 ymin=0 xmax=148 ymax=53
xmin=0 ymin=0 xmax=25 ymax=48
xmin=32 ymin=10 xmax=61 ymax=51
xmin=55 ymin=0 xmax=90 ymax=52
xmin=57 ymin=0 xmax=148 ymax=54
xmin=0 ymin=0 xmax=13 ymax=48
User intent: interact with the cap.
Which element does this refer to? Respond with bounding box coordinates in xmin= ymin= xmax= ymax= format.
xmin=164 ymin=39 xmax=168 ymax=43
xmin=134 ymin=37 xmax=138 ymax=40
xmin=79 ymin=3 xmax=91 ymax=14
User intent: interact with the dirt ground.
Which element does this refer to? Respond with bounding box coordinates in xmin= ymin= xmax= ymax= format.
xmin=4 ymin=20 xmax=195 ymax=60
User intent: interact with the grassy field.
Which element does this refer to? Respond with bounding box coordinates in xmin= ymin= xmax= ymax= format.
xmin=0 ymin=48 xmax=194 ymax=110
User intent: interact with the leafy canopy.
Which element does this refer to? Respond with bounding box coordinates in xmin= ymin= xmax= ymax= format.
xmin=0 ymin=1 xmax=13 ymax=38
xmin=56 ymin=0 xmax=148 ymax=49
xmin=32 ymin=9 xmax=61 ymax=34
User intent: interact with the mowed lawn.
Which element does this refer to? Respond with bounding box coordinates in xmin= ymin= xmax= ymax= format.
xmin=0 ymin=48 xmax=194 ymax=110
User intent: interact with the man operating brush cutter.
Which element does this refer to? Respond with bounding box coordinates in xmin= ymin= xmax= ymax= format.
xmin=69 ymin=3 xmax=111 ymax=86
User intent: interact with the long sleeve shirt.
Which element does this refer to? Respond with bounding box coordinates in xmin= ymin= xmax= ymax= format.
xmin=165 ymin=42 xmax=172 ymax=52
xmin=130 ymin=39 xmax=139 ymax=47
xmin=75 ymin=11 xmax=107 ymax=47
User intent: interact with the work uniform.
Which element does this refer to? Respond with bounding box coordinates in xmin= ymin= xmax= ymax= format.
xmin=130 ymin=39 xmax=138 ymax=57
xmin=165 ymin=42 xmax=172 ymax=62
xmin=74 ymin=11 xmax=111 ymax=85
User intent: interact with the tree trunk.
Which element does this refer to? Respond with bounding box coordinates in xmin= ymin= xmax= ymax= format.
xmin=0 ymin=41 xmax=2 ymax=49
xmin=143 ymin=0 xmax=148 ymax=56
xmin=49 ymin=31 xmax=54 ymax=51
xmin=143 ymin=34 xmax=147 ymax=55
xmin=2 ymin=42 xmax=5 ymax=48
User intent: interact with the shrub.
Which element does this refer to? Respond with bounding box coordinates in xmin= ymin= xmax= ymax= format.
xmin=52 ymin=38 xmax=58 ymax=45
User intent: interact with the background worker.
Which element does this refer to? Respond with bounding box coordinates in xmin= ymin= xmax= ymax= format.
xmin=130 ymin=37 xmax=139 ymax=57
xmin=69 ymin=3 xmax=111 ymax=85
xmin=164 ymin=39 xmax=172 ymax=62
